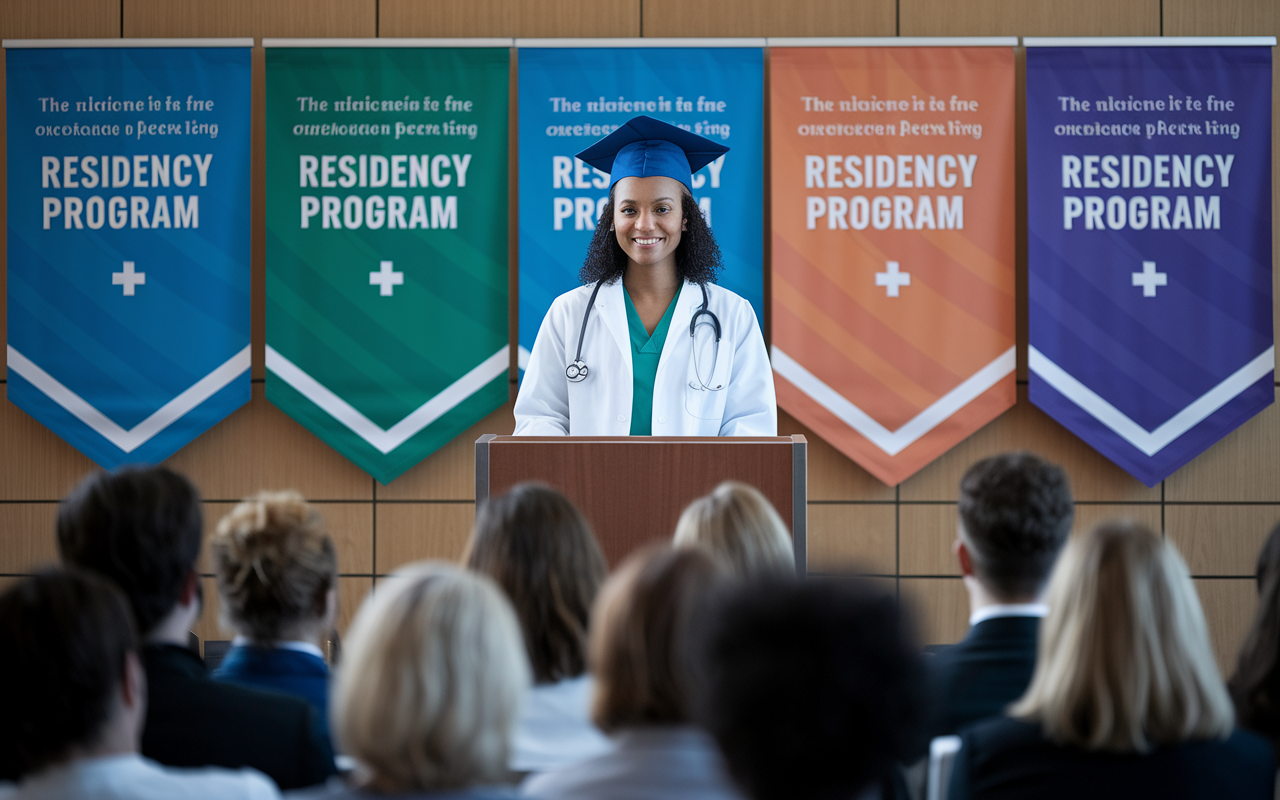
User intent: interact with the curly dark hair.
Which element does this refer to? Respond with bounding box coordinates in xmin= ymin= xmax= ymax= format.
xmin=958 ymin=452 xmax=1074 ymax=599
xmin=579 ymin=188 xmax=723 ymax=286
xmin=693 ymin=578 xmax=926 ymax=800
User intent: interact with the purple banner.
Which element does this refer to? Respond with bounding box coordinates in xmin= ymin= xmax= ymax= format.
xmin=1026 ymin=44 xmax=1273 ymax=486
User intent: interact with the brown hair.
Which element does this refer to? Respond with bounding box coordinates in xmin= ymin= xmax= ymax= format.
xmin=211 ymin=491 xmax=337 ymax=645
xmin=0 ymin=569 xmax=138 ymax=777
xmin=590 ymin=546 xmax=722 ymax=732
xmin=465 ymin=483 xmax=607 ymax=684
xmin=673 ymin=481 xmax=794 ymax=578
xmin=1011 ymin=520 xmax=1233 ymax=752
xmin=1229 ymin=521 xmax=1280 ymax=737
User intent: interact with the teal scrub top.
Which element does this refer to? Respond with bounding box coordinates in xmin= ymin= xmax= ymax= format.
xmin=624 ymin=285 xmax=683 ymax=436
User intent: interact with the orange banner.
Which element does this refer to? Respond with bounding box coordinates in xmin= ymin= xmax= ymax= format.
xmin=770 ymin=46 xmax=1016 ymax=486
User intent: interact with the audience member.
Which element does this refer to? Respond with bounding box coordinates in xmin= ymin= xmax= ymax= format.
xmin=1229 ymin=520 xmax=1280 ymax=758
xmin=694 ymin=577 xmax=926 ymax=800
xmin=673 ymin=481 xmax=794 ymax=578
xmin=56 ymin=466 xmax=335 ymax=789
xmin=928 ymin=452 xmax=1073 ymax=739
xmin=949 ymin=520 xmax=1274 ymax=800
xmin=523 ymin=547 xmax=740 ymax=800
xmin=0 ymin=569 xmax=279 ymax=799
xmin=293 ymin=561 xmax=529 ymax=799
xmin=211 ymin=492 xmax=339 ymax=751
xmin=465 ymin=483 xmax=612 ymax=773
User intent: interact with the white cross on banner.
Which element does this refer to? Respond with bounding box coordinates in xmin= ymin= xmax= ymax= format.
xmin=875 ymin=261 xmax=911 ymax=297
xmin=1132 ymin=260 xmax=1167 ymax=297
xmin=369 ymin=260 xmax=404 ymax=296
xmin=113 ymin=261 xmax=146 ymax=296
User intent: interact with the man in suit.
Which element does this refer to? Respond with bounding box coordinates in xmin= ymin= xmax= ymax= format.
xmin=928 ymin=452 xmax=1074 ymax=738
xmin=56 ymin=466 xmax=335 ymax=790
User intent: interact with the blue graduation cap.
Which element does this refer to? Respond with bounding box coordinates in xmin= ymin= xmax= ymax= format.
xmin=576 ymin=115 xmax=729 ymax=191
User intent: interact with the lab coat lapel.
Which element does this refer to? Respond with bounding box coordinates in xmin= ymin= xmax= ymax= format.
xmin=657 ymin=281 xmax=701 ymax=377
xmin=597 ymin=280 xmax=633 ymax=379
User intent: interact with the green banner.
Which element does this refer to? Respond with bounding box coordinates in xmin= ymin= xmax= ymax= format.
xmin=265 ymin=46 xmax=510 ymax=483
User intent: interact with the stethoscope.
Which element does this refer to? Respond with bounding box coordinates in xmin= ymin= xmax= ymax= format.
xmin=565 ymin=279 xmax=724 ymax=391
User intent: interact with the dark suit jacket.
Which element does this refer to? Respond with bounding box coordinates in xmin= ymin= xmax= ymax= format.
xmin=927 ymin=615 xmax=1040 ymax=739
xmin=141 ymin=643 xmax=335 ymax=790
xmin=949 ymin=717 xmax=1275 ymax=800
xmin=214 ymin=644 xmax=332 ymax=752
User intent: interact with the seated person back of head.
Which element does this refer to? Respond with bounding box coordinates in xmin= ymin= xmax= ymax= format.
xmin=694 ymin=578 xmax=927 ymax=800
xmin=949 ymin=521 xmax=1275 ymax=800
xmin=929 ymin=452 xmax=1073 ymax=738
xmin=1230 ymin=521 xmax=1280 ymax=761
xmin=292 ymin=561 xmax=529 ymax=799
xmin=522 ymin=546 xmax=742 ymax=800
xmin=211 ymin=491 xmax=339 ymax=752
xmin=56 ymin=466 xmax=335 ymax=790
xmin=0 ymin=568 xmax=279 ymax=800
xmin=673 ymin=481 xmax=795 ymax=579
xmin=465 ymin=483 xmax=613 ymax=773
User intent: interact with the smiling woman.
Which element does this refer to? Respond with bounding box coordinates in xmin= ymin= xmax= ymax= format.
xmin=514 ymin=115 xmax=776 ymax=438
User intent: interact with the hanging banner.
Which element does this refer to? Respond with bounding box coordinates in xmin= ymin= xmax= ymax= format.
xmin=1025 ymin=39 xmax=1274 ymax=486
xmin=517 ymin=41 xmax=765 ymax=371
xmin=6 ymin=40 xmax=252 ymax=468
xmin=769 ymin=41 xmax=1017 ymax=486
xmin=264 ymin=41 xmax=510 ymax=483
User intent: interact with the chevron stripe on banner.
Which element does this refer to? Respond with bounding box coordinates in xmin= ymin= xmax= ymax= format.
xmin=769 ymin=43 xmax=1018 ymax=486
xmin=264 ymin=43 xmax=511 ymax=483
xmin=1025 ymin=40 xmax=1274 ymax=486
xmin=6 ymin=42 xmax=252 ymax=468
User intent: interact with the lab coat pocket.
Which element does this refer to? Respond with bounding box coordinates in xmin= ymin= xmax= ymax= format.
xmin=684 ymin=333 xmax=730 ymax=421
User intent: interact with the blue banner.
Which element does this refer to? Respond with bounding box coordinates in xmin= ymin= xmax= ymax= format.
xmin=517 ymin=46 xmax=764 ymax=369
xmin=6 ymin=45 xmax=252 ymax=468
xmin=1026 ymin=45 xmax=1273 ymax=486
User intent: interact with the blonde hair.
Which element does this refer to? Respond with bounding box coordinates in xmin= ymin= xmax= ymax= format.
xmin=673 ymin=481 xmax=794 ymax=578
xmin=590 ymin=546 xmax=722 ymax=732
xmin=212 ymin=491 xmax=336 ymax=644
xmin=333 ymin=561 xmax=529 ymax=791
xmin=1011 ymin=520 xmax=1233 ymax=752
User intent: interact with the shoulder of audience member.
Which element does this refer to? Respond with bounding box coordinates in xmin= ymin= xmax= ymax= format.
xmin=287 ymin=781 xmax=523 ymax=799
xmin=956 ymin=715 xmax=1044 ymax=758
xmin=1219 ymin=727 xmax=1276 ymax=771
xmin=193 ymin=766 xmax=282 ymax=799
xmin=520 ymin=759 xmax=602 ymax=798
xmin=155 ymin=653 xmax=325 ymax=722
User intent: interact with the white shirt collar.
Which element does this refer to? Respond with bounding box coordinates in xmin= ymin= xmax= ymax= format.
xmin=231 ymin=635 xmax=325 ymax=660
xmin=969 ymin=603 xmax=1049 ymax=627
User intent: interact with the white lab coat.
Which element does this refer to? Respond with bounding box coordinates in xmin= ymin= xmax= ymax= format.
xmin=514 ymin=280 xmax=777 ymax=436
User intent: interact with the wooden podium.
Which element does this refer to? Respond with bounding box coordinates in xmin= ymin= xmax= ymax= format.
xmin=476 ymin=435 xmax=807 ymax=573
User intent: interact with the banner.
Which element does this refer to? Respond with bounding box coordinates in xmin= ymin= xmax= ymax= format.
xmin=6 ymin=41 xmax=252 ymax=468
xmin=1025 ymin=40 xmax=1274 ymax=486
xmin=265 ymin=43 xmax=511 ymax=483
xmin=517 ymin=43 xmax=764 ymax=370
xmin=770 ymin=43 xmax=1017 ymax=486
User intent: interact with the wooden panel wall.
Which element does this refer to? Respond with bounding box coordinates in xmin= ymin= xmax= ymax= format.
xmin=1 ymin=0 xmax=1277 ymax=674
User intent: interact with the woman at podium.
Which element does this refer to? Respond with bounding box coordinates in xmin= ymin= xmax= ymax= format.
xmin=514 ymin=116 xmax=776 ymax=437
